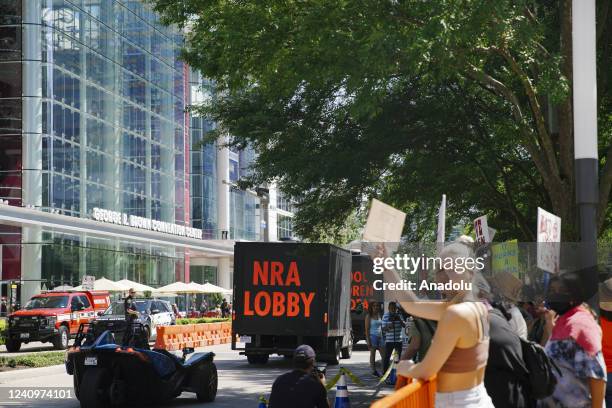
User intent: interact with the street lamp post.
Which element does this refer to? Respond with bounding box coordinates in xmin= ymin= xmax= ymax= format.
xmin=572 ymin=0 xmax=599 ymax=299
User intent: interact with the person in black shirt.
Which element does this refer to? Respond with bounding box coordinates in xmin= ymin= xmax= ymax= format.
xmin=484 ymin=303 xmax=533 ymax=408
xmin=269 ymin=344 xmax=329 ymax=408
xmin=123 ymin=288 xmax=139 ymax=346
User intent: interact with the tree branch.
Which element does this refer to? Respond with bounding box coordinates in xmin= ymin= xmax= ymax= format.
xmin=463 ymin=65 xmax=553 ymax=187
xmin=496 ymin=46 xmax=561 ymax=182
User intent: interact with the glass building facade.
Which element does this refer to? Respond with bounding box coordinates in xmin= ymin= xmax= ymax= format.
xmin=0 ymin=0 xmax=190 ymax=295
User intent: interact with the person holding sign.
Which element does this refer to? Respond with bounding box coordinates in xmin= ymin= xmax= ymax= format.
xmin=375 ymin=236 xmax=494 ymax=407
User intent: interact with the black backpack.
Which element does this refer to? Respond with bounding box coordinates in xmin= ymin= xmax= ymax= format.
xmin=519 ymin=337 xmax=561 ymax=399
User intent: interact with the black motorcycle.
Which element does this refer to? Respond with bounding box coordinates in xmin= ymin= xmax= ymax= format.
xmin=65 ymin=323 xmax=217 ymax=408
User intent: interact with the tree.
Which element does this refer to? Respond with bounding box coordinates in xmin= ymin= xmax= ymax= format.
xmin=153 ymin=0 xmax=612 ymax=241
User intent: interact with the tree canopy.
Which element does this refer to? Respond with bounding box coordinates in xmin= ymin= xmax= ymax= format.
xmin=153 ymin=0 xmax=612 ymax=241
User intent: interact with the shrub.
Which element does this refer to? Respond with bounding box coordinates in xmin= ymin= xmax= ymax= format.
xmin=0 ymin=351 xmax=66 ymax=369
xmin=176 ymin=317 xmax=229 ymax=325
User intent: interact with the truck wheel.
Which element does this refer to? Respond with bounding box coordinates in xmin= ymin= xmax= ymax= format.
xmin=5 ymin=338 xmax=21 ymax=352
xmin=247 ymin=354 xmax=269 ymax=364
xmin=53 ymin=326 xmax=69 ymax=350
xmin=195 ymin=362 xmax=218 ymax=402
xmin=80 ymin=368 xmax=111 ymax=408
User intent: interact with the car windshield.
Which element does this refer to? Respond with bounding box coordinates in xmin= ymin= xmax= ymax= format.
xmin=103 ymin=300 xmax=149 ymax=315
xmin=24 ymin=296 xmax=69 ymax=309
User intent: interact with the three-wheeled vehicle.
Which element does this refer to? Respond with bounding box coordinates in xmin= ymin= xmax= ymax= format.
xmin=65 ymin=323 xmax=217 ymax=408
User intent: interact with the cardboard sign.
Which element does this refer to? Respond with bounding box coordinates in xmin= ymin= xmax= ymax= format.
xmin=82 ymin=275 xmax=95 ymax=291
xmin=537 ymin=207 xmax=561 ymax=274
xmin=363 ymin=199 xmax=406 ymax=244
xmin=474 ymin=216 xmax=490 ymax=246
xmin=492 ymin=240 xmax=519 ymax=276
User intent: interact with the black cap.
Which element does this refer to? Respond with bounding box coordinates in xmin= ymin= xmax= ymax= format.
xmin=294 ymin=344 xmax=315 ymax=360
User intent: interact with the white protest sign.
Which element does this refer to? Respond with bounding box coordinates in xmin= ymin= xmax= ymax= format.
xmin=474 ymin=215 xmax=490 ymax=246
xmin=537 ymin=207 xmax=561 ymax=274
xmin=363 ymin=199 xmax=406 ymax=255
xmin=82 ymin=275 xmax=95 ymax=291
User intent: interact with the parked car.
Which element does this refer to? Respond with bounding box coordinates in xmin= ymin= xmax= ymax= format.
xmin=93 ymin=298 xmax=175 ymax=342
xmin=6 ymin=291 xmax=111 ymax=352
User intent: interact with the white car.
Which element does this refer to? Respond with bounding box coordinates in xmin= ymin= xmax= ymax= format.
xmin=94 ymin=298 xmax=176 ymax=340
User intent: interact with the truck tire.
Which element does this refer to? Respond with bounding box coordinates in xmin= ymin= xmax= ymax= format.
xmin=195 ymin=362 xmax=218 ymax=402
xmin=5 ymin=338 xmax=21 ymax=352
xmin=80 ymin=368 xmax=111 ymax=408
xmin=247 ymin=354 xmax=269 ymax=365
xmin=53 ymin=326 xmax=69 ymax=350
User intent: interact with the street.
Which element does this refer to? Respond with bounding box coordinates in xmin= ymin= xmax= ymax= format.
xmin=0 ymin=342 xmax=392 ymax=407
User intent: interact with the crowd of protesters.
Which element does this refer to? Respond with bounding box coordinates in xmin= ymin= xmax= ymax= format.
xmin=368 ymin=236 xmax=611 ymax=408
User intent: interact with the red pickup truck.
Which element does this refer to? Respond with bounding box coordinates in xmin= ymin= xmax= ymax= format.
xmin=6 ymin=291 xmax=110 ymax=352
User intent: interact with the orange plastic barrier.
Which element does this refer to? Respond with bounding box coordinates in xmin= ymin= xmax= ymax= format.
xmin=155 ymin=322 xmax=232 ymax=350
xmin=370 ymin=375 xmax=436 ymax=408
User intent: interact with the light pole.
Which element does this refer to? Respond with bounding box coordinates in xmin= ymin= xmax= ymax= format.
xmin=572 ymin=0 xmax=599 ymax=299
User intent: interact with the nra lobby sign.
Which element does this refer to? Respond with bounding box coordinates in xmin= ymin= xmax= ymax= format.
xmin=92 ymin=207 xmax=203 ymax=239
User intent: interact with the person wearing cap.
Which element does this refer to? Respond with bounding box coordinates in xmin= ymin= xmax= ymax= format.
xmin=123 ymin=288 xmax=139 ymax=345
xmin=600 ymin=278 xmax=612 ymax=407
xmin=268 ymin=344 xmax=329 ymax=408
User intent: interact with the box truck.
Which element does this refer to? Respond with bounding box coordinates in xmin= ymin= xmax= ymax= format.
xmin=231 ymin=242 xmax=353 ymax=365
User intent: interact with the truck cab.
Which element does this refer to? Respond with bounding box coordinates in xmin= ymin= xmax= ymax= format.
xmin=6 ymin=291 xmax=110 ymax=352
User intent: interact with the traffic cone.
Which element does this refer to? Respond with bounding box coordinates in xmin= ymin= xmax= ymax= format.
xmin=258 ymin=395 xmax=267 ymax=408
xmin=333 ymin=373 xmax=350 ymax=408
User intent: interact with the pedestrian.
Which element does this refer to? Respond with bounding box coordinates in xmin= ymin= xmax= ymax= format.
xmin=600 ymin=278 xmax=612 ymax=408
xmin=172 ymin=303 xmax=180 ymax=318
xmin=200 ymin=298 xmax=208 ymax=314
xmin=268 ymin=344 xmax=329 ymax=408
xmin=484 ymin=302 xmax=532 ymax=408
xmin=381 ymin=301 xmax=405 ymax=377
xmin=381 ymin=236 xmax=495 ymax=407
xmin=365 ymin=301 xmax=385 ymax=377
xmin=401 ymin=317 xmax=437 ymax=363
xmin=220 ymin=298 xmax=229 ymax=318
xmin=492 ymin=273 xmax=529 ymax=339
xmin=123 ymin=288 xmax=139 ymax=346
xmin=528 ymin=297 xmax=548 ymax=345
xmin=538 ymin=273 xmax=606 ymax=408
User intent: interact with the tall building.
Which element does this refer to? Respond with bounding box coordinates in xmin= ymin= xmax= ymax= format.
xmin=0 ymin=0 xmax=295 ymax=306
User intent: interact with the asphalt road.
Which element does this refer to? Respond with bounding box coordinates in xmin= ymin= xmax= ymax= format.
xmin=0 ymin=342 xmax=393 ymax=407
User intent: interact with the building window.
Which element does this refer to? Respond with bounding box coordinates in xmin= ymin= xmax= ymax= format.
xmin=277 ymin=214 xmax=294 ymax=240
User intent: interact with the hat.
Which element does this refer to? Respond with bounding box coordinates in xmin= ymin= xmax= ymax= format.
xmin=294 ymin=344 xmax=316 ymax=360
xmin=600 ymin=278 xmax=612 ymax=312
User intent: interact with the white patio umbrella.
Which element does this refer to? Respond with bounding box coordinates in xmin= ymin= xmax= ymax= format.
xmin=200 ymin=282 xmax=232 ymax=295
xmin=52 ymin=285 xmax=74 ymax=291
xmin=73 ymin=278 xmax=128 ymax=292
xmin=153 ymin=281 xmax=205 ymax=294
xmin=116 ymin=279 xmax=154 ymax=293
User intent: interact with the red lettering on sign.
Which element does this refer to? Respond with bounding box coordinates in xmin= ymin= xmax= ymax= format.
xmin=353 ymin=271 xmax=363 ymax=283
xmin=285 ymin=262 xmax=301 ymax=286
xmin=253 ymin=261 xmax=269 ymax=285
xmin=272 ymin=292 xmax=286 ymax=316
xmin=270 ymin=262 xmax=283 ymax=285
xmin=254 ymin=292 xmax=271 ymax=316
xmin=300 ymin=292 xmax=315 ymax=317
xmin=286 ymin=292 xmax=300 ymax=317
xmin=244 ymin=291 xmax=254 ymax=316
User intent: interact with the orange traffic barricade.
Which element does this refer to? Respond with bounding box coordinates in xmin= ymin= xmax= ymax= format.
xmin=155 ymin=322 xmax=233 ymax=350
xmin=371 ymin=375 xmax=436 ymax=408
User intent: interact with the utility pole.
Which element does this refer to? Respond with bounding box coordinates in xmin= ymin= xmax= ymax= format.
xmin=572 ymin=0 xmax=599 ymax=300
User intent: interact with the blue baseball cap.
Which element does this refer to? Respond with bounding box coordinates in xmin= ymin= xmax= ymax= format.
xmin=294 ymin=344 xmax=316 ymax=360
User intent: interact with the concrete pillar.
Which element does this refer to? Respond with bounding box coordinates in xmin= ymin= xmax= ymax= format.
xmin=216 ymin=138 xmax=230 ymax=239
xmin=217 ymin=257 xmax=232 ymax=290
xmin=267 ymin=185 xmax=278 ymax=242
xmin=21 ymin=0 xmax=43 ymax=302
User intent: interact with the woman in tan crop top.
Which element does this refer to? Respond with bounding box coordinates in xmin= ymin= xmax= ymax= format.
xmin=377 ymin=237 xmax=494 ymax=407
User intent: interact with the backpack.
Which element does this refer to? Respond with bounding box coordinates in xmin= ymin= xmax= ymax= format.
xmin=519 ymin=337 xmax=561 ymax=399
